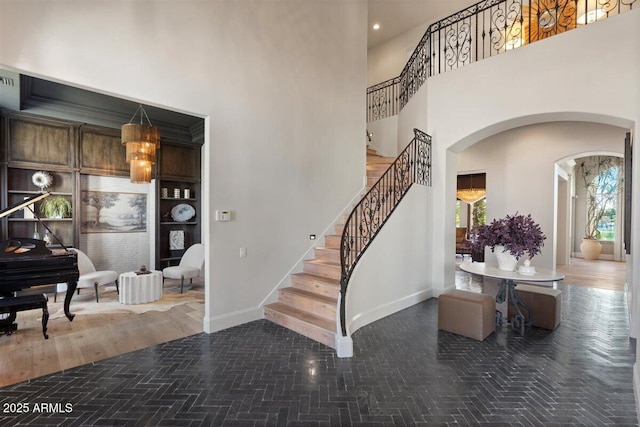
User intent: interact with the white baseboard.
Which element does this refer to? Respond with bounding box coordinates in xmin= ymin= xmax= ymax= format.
xmin=203 ymin=306 xmax=263 ymax=333
xmin=433 ymin=284 xmax=456 ymax=297
xmin=635 ymin=363 xmax=640 ymax=426
xmin=348 ymin=289 xmax=432 ymax=335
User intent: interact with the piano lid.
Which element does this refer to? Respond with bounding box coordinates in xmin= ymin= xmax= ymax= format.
xmin=1 ymin=237 xmax=52 ymax=257
xmin=0 ymin=192 xmax=50 ymax=220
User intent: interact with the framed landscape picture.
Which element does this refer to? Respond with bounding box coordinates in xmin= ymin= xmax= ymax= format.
xmin=81 ymin=191 xmax=147 ymax=233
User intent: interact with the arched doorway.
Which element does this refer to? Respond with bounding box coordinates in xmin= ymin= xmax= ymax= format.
xmin=556 ymin=151 xmax=625 ymax=265
xmin=453 ymin=119 xmax=630 ymax=272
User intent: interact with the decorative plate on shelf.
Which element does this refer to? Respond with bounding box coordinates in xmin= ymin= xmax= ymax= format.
xmin=170 ymin=204 xmax=196 ymax=222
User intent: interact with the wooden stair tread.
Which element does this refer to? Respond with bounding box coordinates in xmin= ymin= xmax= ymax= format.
xmin=265 ymin=302 xmax=335 ymax=331
xmin=366 ymin=157 xmax=394 ymax=163
xmin=291 ymin=272 xmax=340 ymax=286
xmin=305 ymin=259 xmax=340 ymax=267
xmin=316 ymin=246 xmax=338 ymax=251
xmin=280 ymin=287 xmax=337 ymax=304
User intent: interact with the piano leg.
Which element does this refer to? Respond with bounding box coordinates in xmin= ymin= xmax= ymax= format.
xmin=64 ymin=280 xmax=77 ymax=321
xmin=42 ymin=302 xmax=49 ymax=339
xmin=0 ymin=311 xmax=17 ymax=335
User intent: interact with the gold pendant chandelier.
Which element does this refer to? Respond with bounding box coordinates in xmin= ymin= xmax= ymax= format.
xmin=121 ymin=105 xmax=160 ymax=183
xmin=456 ymin=188 xmax=487 ymax=204
xmin=457 ymin=173 xmax=486 ymax=204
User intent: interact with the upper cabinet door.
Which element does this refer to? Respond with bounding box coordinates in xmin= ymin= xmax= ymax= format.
xmin=79 ymin=125 xmax=129 ymax=176
xmin=5 ymin=114 xmax=75 ymax=169
xmin=159 ymin=143 xmax=200 ymax=181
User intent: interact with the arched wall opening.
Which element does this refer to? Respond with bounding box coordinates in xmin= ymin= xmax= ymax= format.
xmin=452 ymin=114 xmax=632 ymax=273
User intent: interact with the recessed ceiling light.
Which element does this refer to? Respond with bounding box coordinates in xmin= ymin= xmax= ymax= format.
xmin=372 ymin=23 xmax=380 ymax=30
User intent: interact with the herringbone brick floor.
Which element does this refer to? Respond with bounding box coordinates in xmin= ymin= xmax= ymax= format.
xmin=0 ymin=283 xmax=636 ymax=426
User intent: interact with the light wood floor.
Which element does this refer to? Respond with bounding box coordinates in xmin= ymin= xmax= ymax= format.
xmin=0 ymin=278 xmax=204 ymax=388
xmin=556 ymin=257 xmax=626 ymax=291
xmin=0 ymin=259 xmax=627 ymax=389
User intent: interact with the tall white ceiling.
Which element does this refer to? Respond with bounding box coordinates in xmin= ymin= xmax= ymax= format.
xmin=368 ymin=0 xmax=478 ymax=48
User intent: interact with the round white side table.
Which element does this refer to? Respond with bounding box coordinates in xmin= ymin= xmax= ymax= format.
xmin=118 ymin=270 xmax=163 ymax=304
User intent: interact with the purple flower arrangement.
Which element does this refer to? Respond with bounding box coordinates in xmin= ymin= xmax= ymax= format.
xmin=469 ymin=213 xmax=546 ymax=260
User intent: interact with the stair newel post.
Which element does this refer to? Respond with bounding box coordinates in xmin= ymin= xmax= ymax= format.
xmin=339 ymin=276 xmax=348 ymax=337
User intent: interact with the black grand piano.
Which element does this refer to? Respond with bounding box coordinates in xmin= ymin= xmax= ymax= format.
xmin=0 ymin=193 xmax=79 ymax=336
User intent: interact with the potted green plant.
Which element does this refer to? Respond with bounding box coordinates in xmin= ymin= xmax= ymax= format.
xmin=469 ymin=213 xmax=546 ymax=271
xmin=577 ymin=156 xmax=622 ymax=260
xmin=39 ymin=196 xmax=72 ymax=218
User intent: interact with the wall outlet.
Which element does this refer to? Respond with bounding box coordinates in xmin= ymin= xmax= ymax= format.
xmin=239 ymin=247 xmax=247 ymax=258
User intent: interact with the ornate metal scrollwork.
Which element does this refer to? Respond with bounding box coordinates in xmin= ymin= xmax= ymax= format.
xmin=367 ymin=0 xmax=635 ymax=123
xmin=443 ymin=19 xmax=473 ymax=71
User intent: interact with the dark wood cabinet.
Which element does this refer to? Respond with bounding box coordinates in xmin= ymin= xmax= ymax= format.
xmin=1 ymin=112 xmax=78 ymax=247
xmin=155 ymin=142 xmax=201 ymax=269
xmin=1 ymin=110 xmax=203 ymax=269
xmin=2 ymin=113 xmax=75 ymax=169
xmin=78 ymin=125 xmax=129 ymax=176
xmin=4 ymin=167 xmax=75 ymax=247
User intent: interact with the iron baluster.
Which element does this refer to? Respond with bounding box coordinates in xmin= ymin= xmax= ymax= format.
xmin=366 ymin=0 xmax=636 ymax=123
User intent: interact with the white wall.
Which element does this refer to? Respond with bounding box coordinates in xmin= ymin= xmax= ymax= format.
xmin=0 ymin=0 xmax=368 ymax=332
xmin=457 ymin=122 xmax=626 ymax=269
xmin=346 ymin=184 xmax=432 ymax=337
xmin=367 ymin=23 xmax=428 ymax=86
xmin=367 ymin=115 xmax=398 ymax=157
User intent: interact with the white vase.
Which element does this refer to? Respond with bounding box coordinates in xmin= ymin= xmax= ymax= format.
xmin=495 ymin=245 xmax=518 ymax=271
xmin=580 ymin=238 xmax=602 ymax=260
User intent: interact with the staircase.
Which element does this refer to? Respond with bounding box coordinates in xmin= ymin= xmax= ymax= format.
xmin=264 ymin=147 xmax=394 ymax=348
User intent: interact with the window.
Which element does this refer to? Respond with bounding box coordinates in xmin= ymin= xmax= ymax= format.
xmin=455 ymin=197 xmax=486 ymax=228
xmin=594 ymin=166 xmax=619 ymax=241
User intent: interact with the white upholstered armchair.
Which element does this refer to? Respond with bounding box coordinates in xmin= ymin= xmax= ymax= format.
xmin=54 ymin=248 xmax=118 ymax=303
xmin=162 ymin=243 xmax=204 ymax=293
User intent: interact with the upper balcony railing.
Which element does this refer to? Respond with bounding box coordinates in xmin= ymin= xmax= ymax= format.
xmin=367 ymin=0 xmax=636 ymax=122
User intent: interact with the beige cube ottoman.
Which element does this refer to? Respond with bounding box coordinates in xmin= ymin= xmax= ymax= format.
xmin=509 ymin=284 xmax=561 ymax=330
xmin=438 ymin=290 xmax=495 ymax=341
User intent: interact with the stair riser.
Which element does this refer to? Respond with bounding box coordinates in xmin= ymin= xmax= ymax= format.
xmin=324 ymin=235 xmax=341 ymax=249
xmin=278 ymin=290 xmax=336 ymax=320
xmin=325 ymin=235 xmax=368 ymax=250
xmin=367 ymin=169 xmax=387 ymax=179
xmin=367 ymin=176 xmax=399 ymax=186
xmin=290 ymin=276 xmax=340 ymax=298
xmin=264 ymin=307 xmax=335 ymax=348
xmin=303 ymin=261 xmax=341 ymax=280
xmin=366 ymin=158 xmax=395 ymax=164
xmin=314 ymin=247 xmax=340 ymax=263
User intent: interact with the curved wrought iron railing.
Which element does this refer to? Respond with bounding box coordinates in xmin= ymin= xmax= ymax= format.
xmin=367 ymin=0 xmax=636 ymax=122
xmin=339 ymin=129 xmax=431 ymax=336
